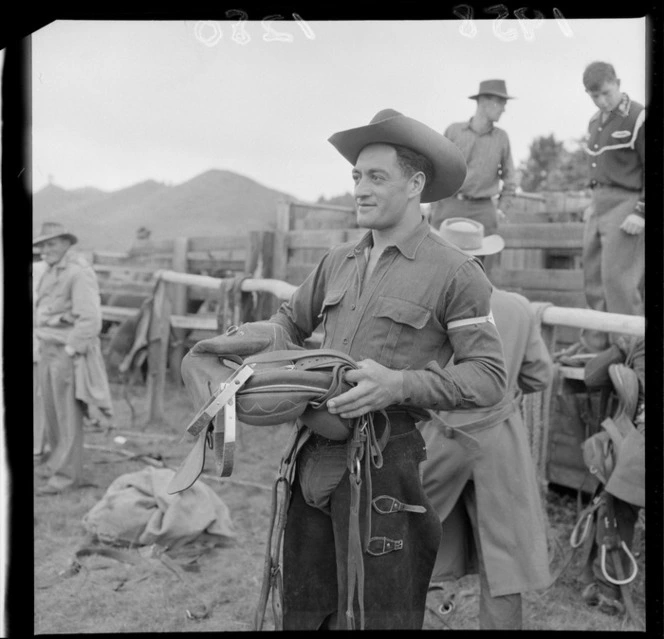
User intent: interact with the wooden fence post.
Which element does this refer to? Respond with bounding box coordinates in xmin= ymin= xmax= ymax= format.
xmin=147 ymin=278 xmax=172 ymax=425
xmin=272 ymin=200 xmax=292 ymax=283
xmin=246 ymin=230 xmax=277 ymax=320
xmin=169 ymin=236 xmax=188 ymax=385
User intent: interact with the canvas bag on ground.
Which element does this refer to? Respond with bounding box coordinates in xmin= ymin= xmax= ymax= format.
xmin=82 ymin=466 xmax=236 ymax=548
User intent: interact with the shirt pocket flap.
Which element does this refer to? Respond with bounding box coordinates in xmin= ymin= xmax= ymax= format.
xmin=318 ymin=289 xmax=346 ymax=318
xmin=375 ymin=296 xmax=431 ymax=329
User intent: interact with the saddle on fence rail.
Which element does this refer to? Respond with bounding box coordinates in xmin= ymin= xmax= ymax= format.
xmin=582 ymin=362 xmax=644 ymax=508
xmin=168 ymin=322 xmax=358 ymax=495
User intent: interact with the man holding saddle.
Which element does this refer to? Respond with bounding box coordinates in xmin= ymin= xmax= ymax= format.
xmin=261 ymin=109 xmax=508 ymax=630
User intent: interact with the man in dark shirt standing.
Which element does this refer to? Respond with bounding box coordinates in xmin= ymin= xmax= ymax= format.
xmin=267 ymin=109 xmax=507 ymax=629
xmin=429 ymin=79 xmax=517 ymax=234
xmin=581 ymin=61 xmax=645 ymax=351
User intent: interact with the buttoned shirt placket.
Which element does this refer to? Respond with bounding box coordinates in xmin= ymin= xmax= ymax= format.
xmin=341 ymin=240 xmax=400 ymax=354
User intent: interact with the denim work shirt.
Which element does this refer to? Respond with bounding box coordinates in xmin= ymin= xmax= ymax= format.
xmin=269 ymin=218 xmax=507 ymax=414
xmin=443 ymin=120 xmax=517 ymax=199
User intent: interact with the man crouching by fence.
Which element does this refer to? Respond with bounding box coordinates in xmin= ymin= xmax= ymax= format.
xmin=33 ymin=222 xmax=113 ymax=495
xmin=261 ymin=109 xmax=507 ymax=630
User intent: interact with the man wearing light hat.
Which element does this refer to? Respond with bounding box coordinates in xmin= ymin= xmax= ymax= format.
xmin=33 ymin=221 xmax=113 ymax=494
xmin=419 ymin=217 xmax=553 ymax=629
xmin=267 ymin=110 xmax=507 ymax=629
xmin=429 ymin=79 xmax=518 ymax=235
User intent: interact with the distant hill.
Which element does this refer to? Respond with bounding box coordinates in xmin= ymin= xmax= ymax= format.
xmin=33 ymin=170 xmax=299 ymax=252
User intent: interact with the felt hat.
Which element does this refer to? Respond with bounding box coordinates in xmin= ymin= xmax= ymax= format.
xmin=438 ymin=217 xmax=505 ymax=255
xmin=33 ymin=221 xmax=78 ymax=246
xmin=327 ymin=108 xmax=467 ymax=203
xmin=469 ymin=79 xmax=515 ymax=100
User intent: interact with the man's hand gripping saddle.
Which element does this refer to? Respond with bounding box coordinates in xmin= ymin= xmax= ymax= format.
xmin=167 ymin=322 xmax=357 ymax=495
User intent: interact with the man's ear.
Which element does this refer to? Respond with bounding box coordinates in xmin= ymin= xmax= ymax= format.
xmin=409 ymin=171 xmax=426 ymax=199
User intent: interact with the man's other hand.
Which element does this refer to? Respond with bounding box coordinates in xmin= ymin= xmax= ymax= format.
xmin=326 ymin=359 xmax=404 ymax=419
xmin=620 ymin=213 xmax=645 ymax=235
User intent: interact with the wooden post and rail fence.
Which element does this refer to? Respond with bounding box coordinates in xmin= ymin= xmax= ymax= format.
xmin=87 ymin=194 xmax=644 ymax=491
xmin=129 ymin=268 xmax=645 ymax=424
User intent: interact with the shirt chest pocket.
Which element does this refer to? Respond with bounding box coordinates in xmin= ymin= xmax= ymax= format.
xmin=374 ymin=296 xmax=431 ymax=369
xmin=318 ymin=289 xmax=346 ymax=344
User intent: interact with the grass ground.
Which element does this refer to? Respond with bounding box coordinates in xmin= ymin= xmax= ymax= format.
xmin=32 ymin=379 xmax=647 ymax=633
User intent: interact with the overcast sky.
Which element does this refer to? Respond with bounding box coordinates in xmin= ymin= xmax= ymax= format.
xmin=30 ymin=17 xmax=647 ymax=202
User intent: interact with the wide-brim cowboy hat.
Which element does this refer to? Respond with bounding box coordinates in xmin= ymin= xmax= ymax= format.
xmin=469 ymin=79 xmax=515 ymax=100
xmin=33 ymin=221 xmax=78 ymax=246
xmin=438 ymin=217 xmax=505 ymax=256
xmin=327 ymin=108 xmax=467 ymax=203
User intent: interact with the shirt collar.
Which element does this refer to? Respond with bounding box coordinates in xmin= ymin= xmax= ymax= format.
xmin=463 ymin=117 xmax=494 ymax=135
xmin=50 ymin=249 xmax=76 ymax=271
xmin=616 ymin=93 xmax=631 ymax=118
xmin=347 ymin=217 xmax=430 ymax=261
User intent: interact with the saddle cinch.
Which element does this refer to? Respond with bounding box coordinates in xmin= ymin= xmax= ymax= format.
xmin=167 ymin=322 xmax=358 ymax=495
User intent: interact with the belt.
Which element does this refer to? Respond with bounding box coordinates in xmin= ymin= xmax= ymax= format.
xmin=307 ymin=408 xmax=415 ymax=447
xmin=456 ymin=193 xmax=493 ymax=201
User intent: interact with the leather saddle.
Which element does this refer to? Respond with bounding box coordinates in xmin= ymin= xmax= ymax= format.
xmin=582 ymin=363 xmax=644 ymax=507
xmin=168 ymin=322 xmax=359 ymax=495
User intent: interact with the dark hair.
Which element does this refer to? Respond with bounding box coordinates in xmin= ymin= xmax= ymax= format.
xmin=583 ymin=61 xmax=617 ymax=91
xmin=392 ymin=144 xmax=434 ymax=187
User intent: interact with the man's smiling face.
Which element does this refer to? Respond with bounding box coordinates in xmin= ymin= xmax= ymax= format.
xmin=37 ymin=237 xmax=72 ymax=266
xmin=352 ymin=144 xmax=413 ymax=231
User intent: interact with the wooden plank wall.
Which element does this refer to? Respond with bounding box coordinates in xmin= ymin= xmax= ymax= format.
xmin=273 ymin=200 xmax=359 ymax=285
xmin=488 ymin=222 xmax=586 ymax=309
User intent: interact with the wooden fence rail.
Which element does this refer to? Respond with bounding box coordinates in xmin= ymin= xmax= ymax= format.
xmin=92 ymin=193 xmax=625 ymax=491
xmin=108 ymin=269 xmax=644 ymax=425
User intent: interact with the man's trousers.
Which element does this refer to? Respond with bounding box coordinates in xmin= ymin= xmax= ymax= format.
xmin=37 ymin=341 xmax=85 ymax=490
xmin=282 ymin=422 xmax=441 ymax=630
xmin=582 ymin=187 xmax=644 ymax=349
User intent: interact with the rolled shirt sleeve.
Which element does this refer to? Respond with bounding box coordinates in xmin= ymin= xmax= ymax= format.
xmin=401 ymin=259 xmax=507 ymax=410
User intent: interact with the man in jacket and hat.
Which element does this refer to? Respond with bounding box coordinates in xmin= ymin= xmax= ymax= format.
xmin=429 ymin=79 xmax=518 ymax=235
xmin=266 ymin=109 xmax=507 ymax=629
xmin=420 ymin=217 xmax=553 ymax=629
xmin=33 ymin=221 xmax=114 ymax=494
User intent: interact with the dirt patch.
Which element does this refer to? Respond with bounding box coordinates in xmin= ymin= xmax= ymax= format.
xmin=33 ymin=380 xmax=646 ymax=633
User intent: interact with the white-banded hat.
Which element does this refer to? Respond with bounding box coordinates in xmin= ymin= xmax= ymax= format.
xmin=438 ymin=217 xmax=504 ymax=255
